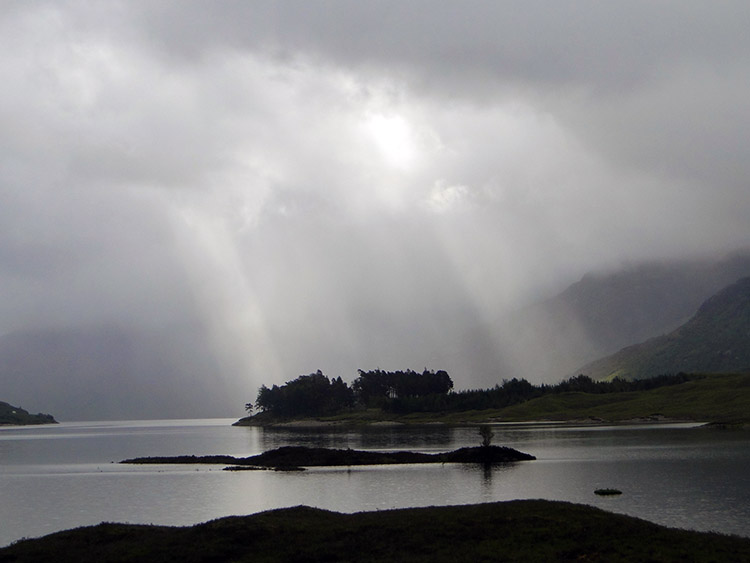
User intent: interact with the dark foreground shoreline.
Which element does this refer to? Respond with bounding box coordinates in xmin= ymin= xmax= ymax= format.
xmin=121 ymin=445 xmax=536 ymax=470
xmin=2 ymin=500 xmax=748 ymax=562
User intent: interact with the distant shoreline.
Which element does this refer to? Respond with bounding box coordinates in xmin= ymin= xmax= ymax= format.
xmin=235 ymin=373 xmax=750 ymax=427
xmin=233 ymin=411 xmax=705 ymax=428
xmin=0 ymin=400 xmax=57 ymax=426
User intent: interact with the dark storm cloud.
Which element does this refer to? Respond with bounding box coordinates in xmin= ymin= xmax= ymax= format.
xmin=127 ymin=2 xmax=748 ymax=87
xmin=1 ymin=2 xmax=749 ymax=415
xmin=190 ymin=4 xmax=749 ymax=192
xmin=117 ymin=1 xmax=750 ymax=255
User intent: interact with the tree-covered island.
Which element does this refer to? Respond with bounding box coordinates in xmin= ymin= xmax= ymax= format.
xmin=248 ymin=368 xmax=454 ymax=419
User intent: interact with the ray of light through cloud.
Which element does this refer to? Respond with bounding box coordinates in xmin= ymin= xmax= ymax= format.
xmin=1 ymin=1 xmax=749 ymax=417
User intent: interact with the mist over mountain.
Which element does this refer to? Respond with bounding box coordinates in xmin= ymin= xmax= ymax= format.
xmin=496 ymin=249 xmax=750 ymax=384
xmin=575 ymin=276 xmax=750 ymax=380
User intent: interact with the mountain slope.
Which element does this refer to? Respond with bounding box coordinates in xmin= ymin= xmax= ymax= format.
xmin=577 ymin=277 xmax=750 ymax=380
xmin=500 ymin=249 xmax=750 ymax=382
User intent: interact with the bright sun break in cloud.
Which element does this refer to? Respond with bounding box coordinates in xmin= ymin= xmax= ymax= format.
xmin=364 ymin=113 xmax=417 ymax=170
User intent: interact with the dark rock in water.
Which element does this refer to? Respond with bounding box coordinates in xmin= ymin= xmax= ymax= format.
xmin=122 ymin=445 xmax=535 ymax=469
xmin=594 ymin=488 xmax=623 ymax=496
xmin=442 ymin=445 xmax=536 ymax=463
xmin=245 ymin=446 xmax=436 ymax=467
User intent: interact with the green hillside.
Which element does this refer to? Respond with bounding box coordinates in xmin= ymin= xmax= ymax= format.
xmin=497 ymin=373 xmax=750 ymax=424
xmin=576 ymin=277 xmax=750 ymax=381
xmin=0 ymin=401 xmax=56 ymax=425
xmin=503 ymin=250 xmax=750 ymax=382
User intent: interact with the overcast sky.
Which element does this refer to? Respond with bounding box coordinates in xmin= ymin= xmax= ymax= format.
xmin=2 ymin=2 xmax=750 ymax=408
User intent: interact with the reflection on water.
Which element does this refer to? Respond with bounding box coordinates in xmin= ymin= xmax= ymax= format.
xmin=1 ymin=420 xmax=749 ymax=547
xmin=257 ymin=425 xmax=455 ymax=452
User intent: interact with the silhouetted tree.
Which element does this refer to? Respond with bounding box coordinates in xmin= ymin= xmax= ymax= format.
xmin=253 ymin=371 xmax=354 ymax=417
xmin=352 ymin=369 xmax=454 ymax=408
xmin=479 ymin=425 xmax=494 ymax=447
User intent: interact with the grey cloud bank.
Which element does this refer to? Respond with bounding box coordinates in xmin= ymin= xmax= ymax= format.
xmin=1 ymin=2 xmax=749 ymax=418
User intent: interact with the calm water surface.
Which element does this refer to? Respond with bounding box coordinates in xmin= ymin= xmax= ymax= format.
xmin=1 ymin=419 xmax=749 ymax=546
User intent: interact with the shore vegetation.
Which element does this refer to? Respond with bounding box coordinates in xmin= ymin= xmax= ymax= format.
xmin=236 ymin=372 xmax=750 ymax=426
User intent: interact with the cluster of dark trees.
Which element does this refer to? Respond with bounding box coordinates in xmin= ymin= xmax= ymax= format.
xmin=437 ymin=373 xmax=696 ymax=413
xmin=250 ymin=369 xmax=453 ymax=417
xmin=251 ymin=371 xmax=354 ymax=418
xmin=248 ymin=370 xmax=697 ymax=418
xmin=352 ymin=369 xmax=453 ymax=407
xmin=554 ymin=372 xmax=694 ymax=394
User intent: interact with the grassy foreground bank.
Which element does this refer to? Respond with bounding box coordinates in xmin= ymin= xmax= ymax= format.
xmin=236 ymin=373 xmax=750 ymax=426
xmin=2 ymin=500 xmax=748 ymax=562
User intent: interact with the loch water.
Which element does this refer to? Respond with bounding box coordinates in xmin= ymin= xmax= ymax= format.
xmin=1 ymin=419 xmax=749 ymax=546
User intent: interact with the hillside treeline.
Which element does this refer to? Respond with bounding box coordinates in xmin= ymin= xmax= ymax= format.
xmin=248 ymin=370 xmax=696 ymax=419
